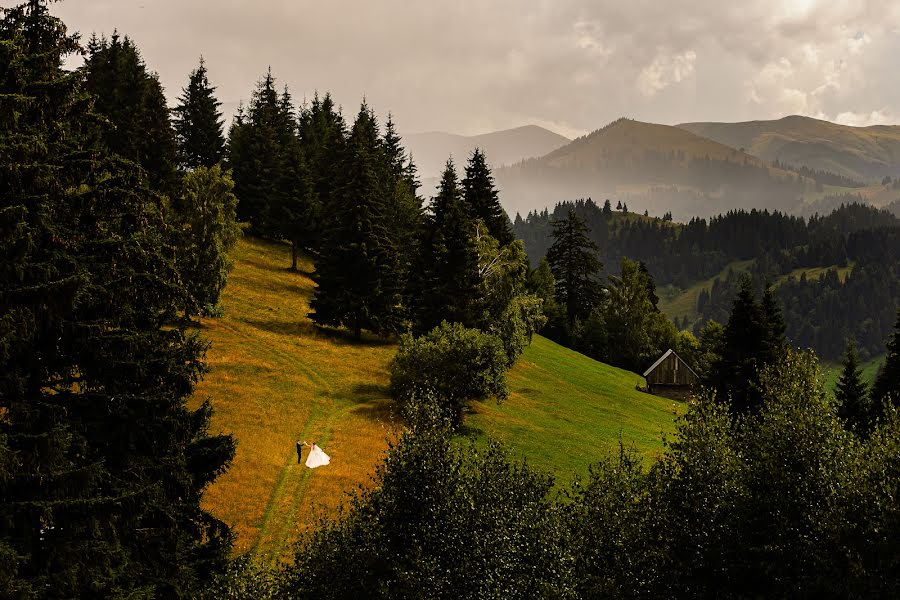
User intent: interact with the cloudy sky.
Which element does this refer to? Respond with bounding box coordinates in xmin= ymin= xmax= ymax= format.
xmin=53 ymin=0 xmax=900 ymax=138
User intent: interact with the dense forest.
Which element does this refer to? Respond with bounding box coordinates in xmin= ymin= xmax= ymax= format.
xmin=514 ymin=199 xmax=900 ymax=360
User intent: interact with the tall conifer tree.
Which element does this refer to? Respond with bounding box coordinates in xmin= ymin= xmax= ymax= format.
xmin=382 ymin=114 xmax=423 ymax=322
xmin=309 ymin=104 xmax=403 ymax=339
xmin=0 ymin=3 xmax=234 ymax=596
xmin=298 ymin=92 xmax=347 ymax=229
xmin=835 ymin=338 xmax=872 ymax=435
xmin=546 ymin=210 xmax=603 ymax=326
xmin=173 ymin=57 xmax=226 ymax=169
xmin=462 ymin=148 xmax=513 ymax=245
xmin=413 ymin=159 xmax=481 ymax=334
xmin=83 ymin=32 xmax=179 ymax=194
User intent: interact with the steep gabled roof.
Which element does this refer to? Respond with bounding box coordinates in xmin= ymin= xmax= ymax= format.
xmin=642 ymin=348 xmax=699 ymax=379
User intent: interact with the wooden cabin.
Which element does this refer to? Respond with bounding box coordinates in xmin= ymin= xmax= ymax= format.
xmin=643 ymin=349 xmax=698 ymax=399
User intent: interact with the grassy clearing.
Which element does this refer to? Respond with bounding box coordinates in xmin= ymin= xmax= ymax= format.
xmin=659 ymin=259 xmax=755 ymax=323
xmin=821 ymin=355 xmax=884 ymax=393
xmin=776 ymin=264 xmax=853 ymax=286
xmin=191 ymin=236 xmax=399 ymax=562
xmin=466 ymin=335 xmax=680 ymax=481
xmin=194 ymin=235 xmax=681 ymax=561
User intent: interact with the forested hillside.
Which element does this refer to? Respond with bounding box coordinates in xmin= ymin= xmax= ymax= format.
xmin=514 ymin=199 xmax=900 ymax=360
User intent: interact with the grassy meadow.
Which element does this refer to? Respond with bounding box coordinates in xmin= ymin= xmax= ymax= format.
xmin=658 ymin=259 xmax=755 ymax=323
xmin=193 ymin=235 xmax=680 ymax=561
xmin=466 ymin=335 xmax=680 ymax=480
xmin=190 ymin=236 xmax=399 ymax=562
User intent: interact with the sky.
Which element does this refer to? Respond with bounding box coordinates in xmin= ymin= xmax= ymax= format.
xmin=50 ymin=0 xmax=900 ymax=139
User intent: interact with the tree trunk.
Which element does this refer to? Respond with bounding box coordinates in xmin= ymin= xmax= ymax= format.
xmin=290 ymin=240 xmax=298 ymax=271
xmin=354 ymin=311 xmax=362 ymax=341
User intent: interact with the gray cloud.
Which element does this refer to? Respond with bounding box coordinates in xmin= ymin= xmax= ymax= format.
xmin=53 ymin=0 xmax=900 ymax=137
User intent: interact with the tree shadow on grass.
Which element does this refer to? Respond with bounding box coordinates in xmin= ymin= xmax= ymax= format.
xmin=350 ymin=382 xmax=391 ymax=404
xmin=350 ymin=399 xmax=399 ymax=425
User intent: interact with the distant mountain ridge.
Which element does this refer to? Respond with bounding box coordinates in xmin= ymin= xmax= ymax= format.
xmin=495 ymin=118 xmax=807 ymax=220
xmin=403 ymin=124 xmax=570 ymax=180
xmin=677 ymin=115 xmax=900 ymax=182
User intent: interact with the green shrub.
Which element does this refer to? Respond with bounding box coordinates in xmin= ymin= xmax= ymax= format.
xmin=390 ymin=321 xmax=508 ymax=425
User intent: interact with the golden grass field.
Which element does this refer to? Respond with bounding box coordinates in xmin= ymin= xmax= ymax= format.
xmin=190 ymin=236 xmax=400 ymax=562
xmin=192 ymin=235 xmax=680 ymax=562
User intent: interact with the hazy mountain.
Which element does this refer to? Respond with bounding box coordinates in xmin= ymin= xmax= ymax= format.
xmin=678 ymin=115 xmax=900 ymax=183
xmin=404 ymin=124 xmax=570 ymax=180
xmin=496 ymin=118 xmax=808 ymax=220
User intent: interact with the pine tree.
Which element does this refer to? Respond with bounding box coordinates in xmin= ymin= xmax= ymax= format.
xmin=173 ymin=57 xmax=226 ymax=169
xmin=381 ymin=114 xmax=423 ymax=322
xmin=835 ymin=338 xmax=872 ymax=435
xmin=462 ymin=148 xmax=513 ymax=245
xmin=229 ymin=80 xmax=319 ymax=265
xmin=871 ymin=308 xmax=900 ymax=409
xmin=272 ymin=85 xmax=319 ymax=269
xmin=603 ymin=199 xmax=613 ymax=219
xmin=710 ymin=276 xmax=773 ymax=414
xmin=298 ymin=92 xmax=347 ymax=231
xmin=546 ymin=210 xmax=603 ymax=326
xmin=83 ymin=32 xmax=179 ymax=195
xmin=413 ymin=159 xmax=481 ymax=334
xmin=309 ymin=104 xmax=403 ymax=339
xmin=0 ymin=3 xmax=234 ymax=595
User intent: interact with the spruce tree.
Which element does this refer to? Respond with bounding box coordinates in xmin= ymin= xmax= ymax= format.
xmin=173 ymin=57 xmax=226 ymax=169
xmin=228 ymin=69 xmax=305 ymax=241
xmin=83 ymin=32 xmax=179 ymax=195
xmin=271 ymin=85 xmax=319 ymax=269
xmin=298 ymin=92 xmax=347 ymax=232
xmin=835 ymin=338 xmax=871 ymax=435
xmin=871 ymin=308 xmax=900 ymax=409
xmin=381 ymin=114 xmax=423 ymax=322
xmin=462 ymin=148 xmax=513 ymax=245
xmin=413 ymin=159 xmax=481 ymax=334
xmin=0 ymin=3 xmax=234 ymax=596
xmin=309 ymin=104 xmax=403 ymax=339
xmin=546 ymin=210 xmax=603 ymax=326
xmin=710 ymin=276 xmax=773 ymax=414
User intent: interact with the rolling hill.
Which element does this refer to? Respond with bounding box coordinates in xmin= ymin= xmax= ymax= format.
xmin=678 ymin=115 xmax=900 ymax=183
xmin=192 ymin=235 xmax=679 ymax=561
xmin=495 ymin=118 xmax=809 ymax=220
xmin=403 ymin=124 xmax=570 ymax=180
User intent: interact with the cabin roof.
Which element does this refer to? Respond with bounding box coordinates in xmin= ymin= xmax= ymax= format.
xmin=642 ymin=348 xmax=699 ymax=379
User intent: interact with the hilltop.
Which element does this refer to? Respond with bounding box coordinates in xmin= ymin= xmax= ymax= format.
xmin=678 ymin=115 xmax=900 ymax=183
xmin=404 ymin=124 xmax=570 ymax=180
xmin=193 ymin=235 xmax=678 ymax=560
xmin=496 ymin=118 xmax=807 ymax=220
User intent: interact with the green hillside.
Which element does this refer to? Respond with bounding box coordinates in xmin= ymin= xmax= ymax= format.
xmin=193 ymin=236 xmax=679 ymax=560
xmin=467 ymin=335 xmax=679 ymax=480
xmin=659 ymin=259 xmax=755 ymax=323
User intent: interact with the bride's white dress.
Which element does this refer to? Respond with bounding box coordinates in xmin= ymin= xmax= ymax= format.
xmin=305 ymin=444 xmax=331 ymax=468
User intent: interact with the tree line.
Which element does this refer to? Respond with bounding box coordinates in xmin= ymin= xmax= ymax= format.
xmin=515 ymin=199 xmax=900 ymax=361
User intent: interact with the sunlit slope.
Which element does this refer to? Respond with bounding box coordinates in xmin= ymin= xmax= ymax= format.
xmin=191 ymin=236 xmax=398 ymax=561
xmin=193 ymin=236 xmax=680 ymax=560
xmin=468 ymin=335 xmax=680 ymax=480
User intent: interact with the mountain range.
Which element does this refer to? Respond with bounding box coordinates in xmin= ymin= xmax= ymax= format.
xmin=408 ymin=115 xmax=900 ymax=220
xmin=403 ymin=125 xmax=570 ymax=181
xmin=678 ymin=115 xmax=900 ymax=183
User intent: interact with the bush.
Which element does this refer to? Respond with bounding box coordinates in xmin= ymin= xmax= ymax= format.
xmin=390 ymin=321 xmax=508 ymax=425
